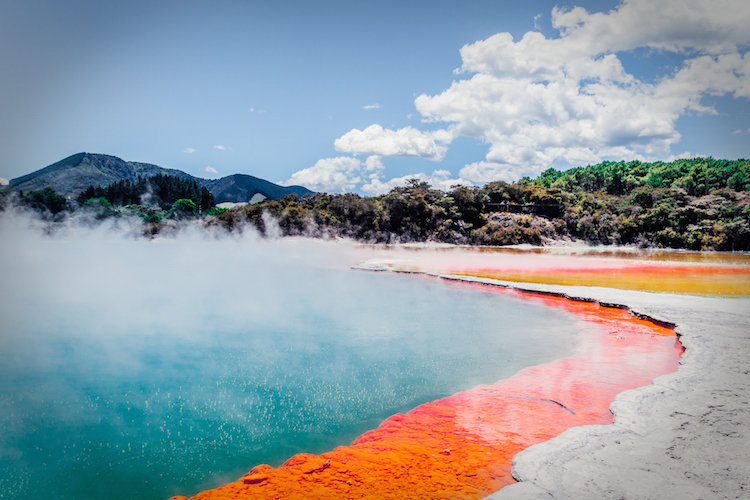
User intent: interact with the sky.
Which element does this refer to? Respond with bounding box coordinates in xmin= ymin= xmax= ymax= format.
xmin=1 ymin=0 xmax=748 ymax=195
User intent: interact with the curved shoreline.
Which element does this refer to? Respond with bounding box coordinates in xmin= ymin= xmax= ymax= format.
xmin=173 ymin=269 xmax=685 ymax=500
xmin=427 ymin=276 xmax=750 ymax=500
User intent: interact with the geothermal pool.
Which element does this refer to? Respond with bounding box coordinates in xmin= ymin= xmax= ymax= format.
xmin=0 ymin=221 xmax=598 ymax=500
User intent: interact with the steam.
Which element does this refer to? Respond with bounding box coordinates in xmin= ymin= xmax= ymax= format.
xmin=0 ymin=211 xmax=585 ymax=500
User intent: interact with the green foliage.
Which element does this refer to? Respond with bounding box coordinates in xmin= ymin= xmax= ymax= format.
xmin=166 ymin=198 xmax=198 ymax=220
xmin=83 ymin=197 xmax=112 ymax=209
xmin=0 ymin=188 xmax=12 ymax=211
xmin=195 ymin=158 xmax=750 ymax=251
xmin=206 ymin=206 xmax=229 ymax=216
xmin=82 ymin=197 xmax=117 ymax=219
xmin=23 ymin=187 xmax=68 ymax=214
xmin=126 ymin=204 xmax=163 ymax=224
xmin=529 ymin=158 xmax=750 ymax=195
xmin=379 ymin=180 xmax=444 ymax=238
xmin=77 ymin=175 xmax=215 ymax=212
xmin=171 ymin=198 xmax=197 ymax=213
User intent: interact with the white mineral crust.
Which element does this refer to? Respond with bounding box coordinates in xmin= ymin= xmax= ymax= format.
xmin=436 ymin=277 xmax=750 ymax=500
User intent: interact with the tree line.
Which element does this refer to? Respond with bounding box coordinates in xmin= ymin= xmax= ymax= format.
xmin=210 ymin=158 xmax=750 ymax=251
xmin=76 ymin=174 xmax=215 ymax=212
xmin=5 ymin=158 xmax=749 ymax=251
xmin=1 ymin=174 xmax=216 ymax=224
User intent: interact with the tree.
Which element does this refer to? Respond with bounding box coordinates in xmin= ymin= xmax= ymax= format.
xmin=23 ymin=187 xmax=68 ymax=214
xmin=169 ymin=198 xmax=197 ymax=217
xmin=77 ymin=174 xmax=215 ymax=212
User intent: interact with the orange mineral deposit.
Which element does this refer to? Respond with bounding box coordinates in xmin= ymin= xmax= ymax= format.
xmin=172 ymin=283 xmax=681 ymax=500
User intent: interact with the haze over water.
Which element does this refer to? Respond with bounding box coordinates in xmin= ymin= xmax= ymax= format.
xmin=0 ymin=215 xmax=592 ymax=499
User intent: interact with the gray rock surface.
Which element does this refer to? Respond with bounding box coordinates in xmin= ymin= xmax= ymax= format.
xmin=437 ymin=277 xmax=750 ymax=500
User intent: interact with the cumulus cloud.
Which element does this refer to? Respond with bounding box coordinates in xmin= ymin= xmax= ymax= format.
xmin=281 ymin=154 xmax=471 ymax=195
xmin=363 ymin=103 xmax=380 ymax=110
xmin=183 ymin=148 xmax=196 ymax=154
xmin=214 ymin=145 xmax=232 ymax=151
xmin=361 ymin=169 xmax=472 ymax=196
xmin=331 ymin=0 xmax=748 ymax=185
xmin=363 ymin=155 xmax=386 ymax=172
xmin=410 ymin=0 xmax=750 ymax=181
xmin=459 ymin=162 xmax=535 ymax=184
xmin=281 ymin=157 xmax=364 ymax=192
xmin=205 ymin=166 xmax=218 ymax=174
xmin=665 ymin=151 xmax=697 ymax=162
xmin=334 ymin=125 xmax=453 ymax=161
xmin=549 ymin=0 xmax=750 ymax=56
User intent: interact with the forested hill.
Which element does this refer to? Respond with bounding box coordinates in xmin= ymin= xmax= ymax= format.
xmin=529 ymin=158 xmax=749 ymax=195
xmin=8 ymin=152 xmax=312 ymax=202
xmin=6 ymin=156 xmax=749 ymax=251
xmin=212 ymin=157 xmax=750 ymax=251
xmin=9 ymin=153 xmax=193 ymax=197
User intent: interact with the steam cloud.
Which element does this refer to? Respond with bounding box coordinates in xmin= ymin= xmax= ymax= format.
xmin=0 ymin=211 xmax=583 ymax=499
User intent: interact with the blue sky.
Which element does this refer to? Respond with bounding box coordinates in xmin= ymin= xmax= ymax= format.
xmin=1 ymin=0 xmax=748 ymax=194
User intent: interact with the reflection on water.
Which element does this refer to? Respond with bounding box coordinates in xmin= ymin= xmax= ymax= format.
xmin=0 ymin=221 xmax=587 ymax=500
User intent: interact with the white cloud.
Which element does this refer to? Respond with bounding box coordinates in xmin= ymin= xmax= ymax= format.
xmin=281 ymin=154 xmax=471 ymax=195
xmin=214 ymin=145 xmax=232 ymax=151
xmin=361 ymin=169 xmax=472 ymax=196
xmin=405 ymin=0 xmax=750 ymax=176
xmin=0 ymin=177 xmax=8 ymax=186
xmin=549 ymin=0 xmax=750 ymax=56
xmin=183 ymin=148 xmax=196 ymax=154
xmin=205 ymin=166 xmax=218 ymax=174
xmin=313 ymin=0 xmax=748 ymax=189
xmin=459 ymin=162 xmax=535 ymax=184
xmin=363 ymin=103 xmax=380 ymax=110
xmin=334 ymin=124 xmax=452 ymax=160
xmin=732 ymin=129 xmax=744 ymax=135
xmin=281 ymin=157 xmax=364 ymax=193
xmin=665 ymin=151 xmax=697 ymax=162
xmin=363 ymin=155 xmax=385 ymax=172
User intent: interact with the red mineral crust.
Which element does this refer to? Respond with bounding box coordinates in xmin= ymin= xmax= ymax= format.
xmin=453 ymin=263 xmax=750 ymax=295
xmin=171 ymin=285 xmax=681 ymax=500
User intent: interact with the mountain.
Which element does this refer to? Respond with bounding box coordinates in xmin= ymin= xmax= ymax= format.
xmin=8 ymin=153 xmax=312 ymax=202
xmin=201 ymin=174 xmax=312 ymax=203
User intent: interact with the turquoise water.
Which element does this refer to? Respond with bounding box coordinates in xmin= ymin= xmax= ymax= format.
xmin=0 ymin=224 xmax=588 ymax=499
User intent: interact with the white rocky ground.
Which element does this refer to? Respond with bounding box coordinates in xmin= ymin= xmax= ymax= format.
xmin=432 ymin=277 xmax=750 ymax=500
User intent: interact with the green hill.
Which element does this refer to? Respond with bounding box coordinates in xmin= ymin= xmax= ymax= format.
xmin=8 ymin=152 xmax=312 ymax=202
xmin=201 ymin=174 xmax=311 ymax=203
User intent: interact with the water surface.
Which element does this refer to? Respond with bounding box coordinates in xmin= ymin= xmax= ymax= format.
xmin=0 ymin=220 xmax=590 ymax=499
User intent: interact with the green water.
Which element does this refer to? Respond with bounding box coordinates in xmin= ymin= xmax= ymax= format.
xmin=0 ymin=228 xmax=587 ymax=499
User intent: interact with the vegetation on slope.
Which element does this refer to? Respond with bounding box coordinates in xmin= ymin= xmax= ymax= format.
xmin=19 ymin=187 xmax=69 ymax=215
xmin=210 ymin=158 xmax=750 ymax=251
xmin=76 ymin=174 xmax=215 ymax=212
xmin=1 ymin=174 xmax=215 ymax=226
xmin=7 ymin=157 xmax=750 ymax=251
xmin=7 ymin=152 xmax=312 ymax=202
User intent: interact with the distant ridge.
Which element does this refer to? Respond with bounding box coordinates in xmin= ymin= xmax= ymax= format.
xmin=8 ymin=153 xmax=313 ymax=202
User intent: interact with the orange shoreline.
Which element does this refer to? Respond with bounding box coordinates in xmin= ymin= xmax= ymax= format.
xmin=363 ymin=246 xmax=750 ymax=296
xmin=171 ymin=283 xmax=682 ymax=500
xmin=450 ymin=264 xmax=750 ymax=295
